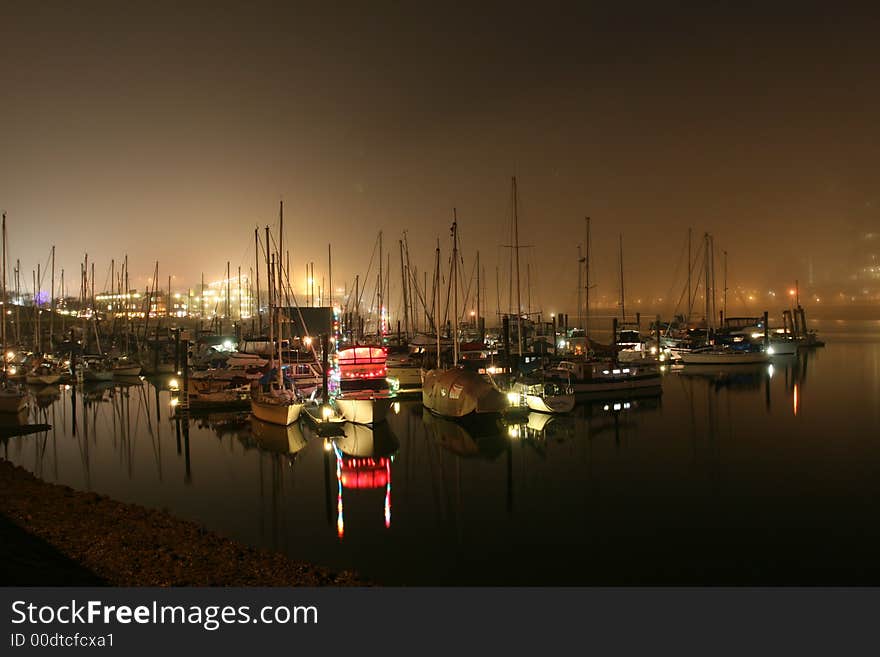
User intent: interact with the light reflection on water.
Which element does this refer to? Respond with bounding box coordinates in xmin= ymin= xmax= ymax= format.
xmin=4 ymin=321 xmax=880 ymax=584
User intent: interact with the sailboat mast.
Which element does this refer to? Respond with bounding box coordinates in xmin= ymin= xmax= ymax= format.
xmin=577 ymin=244 xmax=583 ymax=336
xmin=264 ymin=225 xmax=271 ymax=326
xmin=476 ymin=250 xmax=481 ymax=335
xmin=723 ymin=249 xmax=728 ymax=320
xmin=618 ymin=234 xmax=625 ymax=323
xmin=1 ymin=213 xmax=6 ymax=374
xmin=512 ymin=176 xmax=523 ymax=356
xmin=255 ymin=228 xmax=262 ymax=335
xmin=704 ymin=232 xmax=711 ymax=331
xmin=435 ymin=239 xmax=441 ymax=369
xmin=687 ymin=228 xmax=692 ymax=324
xmin=60 ymin=268 xmax=65 ymax=342
xmin=399 ymin=239 xmax=409 ymax=339
xmin=378 ymin=230 xmax=384 ymax=336
xmin=124 ymin=254 xmax=129 ymax=353
xmin=585 ymin=216 xmax=591 ymax=342
xmin=50 ymin=245 xmax=55 ymax=351
xmin=268 ymin=254 xmax=275 ymax=373
xmin=452 ymin=210 xmax=459 ymax=367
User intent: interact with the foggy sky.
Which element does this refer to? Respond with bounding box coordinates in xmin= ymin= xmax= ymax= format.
xmin=2 ymin=2 xmax=879 ymax=316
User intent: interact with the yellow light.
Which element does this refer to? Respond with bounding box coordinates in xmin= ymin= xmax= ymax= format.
xmin=169 ymin=378 xmax=179 ymax=390
xmin=322 ymin=405 xmax=333 ymax=420
xmin=506 ymin=391 xmax=521 ymax=406
xmin=170 ymin=397 xmax=179 ymax=407
xmin=393 ymin=401 xmax=401 ymax=414
xmin=304 ymin=336 xmax=313 ymax=347
xmin=323 ymin=439 xmax=333 ymax=452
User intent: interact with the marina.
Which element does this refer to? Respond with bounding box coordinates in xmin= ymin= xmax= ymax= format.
xmin=2 ymin=319 xmax=878 ymax=584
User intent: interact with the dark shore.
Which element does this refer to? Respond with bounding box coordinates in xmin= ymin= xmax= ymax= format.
xmin=0 ymin=459 xmax=359 ymax=586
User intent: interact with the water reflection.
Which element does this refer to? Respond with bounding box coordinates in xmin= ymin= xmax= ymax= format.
xmin=5 ymin=337 xmax=880 ymax=584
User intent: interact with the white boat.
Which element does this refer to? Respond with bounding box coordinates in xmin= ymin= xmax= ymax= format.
xmin=545 ymin=360 xmax=662 ymax=395
xmin=767 ymin=337 xmax=799 ymax=356
xmin=250 ymin=387 xmax=303 ymax=426
xmin=335 ymin=392 xmax=393 ymax=425
xmin=511 ymin=380 xmax=575 ymax=414
xmin=78 ymin=360 xmax=114 ymax=382
xmin=110 ymin=358 xmax=142 ymax=377
xmin=386 ymin=361 xmax=423 ymax=392
xmin=226 ymin=352 xmax=269 ymax=368
xmin=679 ymin=347 xmax=769 ymax=365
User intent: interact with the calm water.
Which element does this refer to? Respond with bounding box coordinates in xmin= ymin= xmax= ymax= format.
xmin=5 ymin=319 xmax=880 ymax=584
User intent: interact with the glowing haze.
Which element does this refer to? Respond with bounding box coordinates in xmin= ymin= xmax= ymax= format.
xmin=2 ymin=3 xmax=878 ymax=317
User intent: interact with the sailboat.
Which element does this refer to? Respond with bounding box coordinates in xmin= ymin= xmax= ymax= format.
xmin=250 ymin=204 xmax=304 ymax=426
xmin=422 ymin=211 xmax=508 ymax=419
xmin=0 ymin=214 xmax=28 ymax=414
xmin=679 ymin=234 xmax=769 ymax=365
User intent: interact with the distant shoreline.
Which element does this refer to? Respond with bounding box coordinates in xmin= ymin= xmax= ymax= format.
xmin=0 ymin=459 xmax=360 ymax=587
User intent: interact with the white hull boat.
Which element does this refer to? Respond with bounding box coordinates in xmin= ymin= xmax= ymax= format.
xmin=387 ymin=363 xmax=423 ymax=391
xmin=112 ymin=365 xmax=142 ymax=377
xmin=679 ymin=349 xmax=769 ymax=365
xmin=335 ymin=393 xmax=393 ymax=425
xmin=545 ymin=360 xmax=663 ymax=396
xmin=525 ymin=392 xmax=575 ymax=414
xmin=227 ymin=353 xmax=269 ymax=368
xmin=512 ymin=380 xmax=575 ymax=414
xmin=250 ymin=396 xmax=303 ymax=425
xmin=767 ymin=338 xmax=798 ymax=356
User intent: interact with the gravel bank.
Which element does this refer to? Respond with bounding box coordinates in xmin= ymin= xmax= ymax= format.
xmin=0 ymin=459 xmax=360 ymax=586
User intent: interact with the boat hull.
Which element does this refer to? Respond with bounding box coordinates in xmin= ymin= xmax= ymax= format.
xmin=112 ymin=366 xmax=142 ymax=377
xmin=525 ymin=393 xmax=575 ymax=414
xmin=768 ymin=339 xmax=799 ymax=356
xmin=335 ymin=395 xmax=393 ymax=425
xmin=679 ymin=351 xmax=769 ymax=365
xmin=250 ymin=398 xmax=303 ymax=425
xmin=387 ymin=364 xmax=423 ymax=391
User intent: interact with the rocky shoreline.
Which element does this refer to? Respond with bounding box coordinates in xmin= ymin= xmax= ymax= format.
xmin=0 ymin=459 xmax=360 ymax=586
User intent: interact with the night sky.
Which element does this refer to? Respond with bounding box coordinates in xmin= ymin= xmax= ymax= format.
xmin=2 ymin=2 xmax=878 ymax=315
